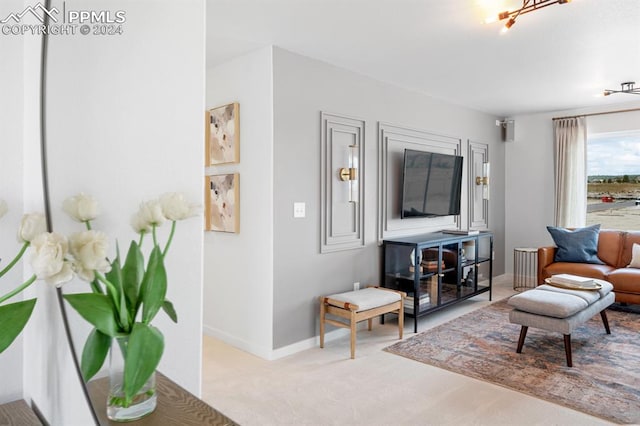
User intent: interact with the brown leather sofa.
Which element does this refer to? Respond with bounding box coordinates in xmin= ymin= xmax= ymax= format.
xmin=538 ymin=229 xmax=640 ymax=304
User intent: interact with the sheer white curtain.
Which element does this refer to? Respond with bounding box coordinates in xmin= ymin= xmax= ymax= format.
xmin=553 ymin=117 xmax=587 ymax=227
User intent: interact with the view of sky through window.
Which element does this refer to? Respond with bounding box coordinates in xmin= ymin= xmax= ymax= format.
xmin=586 ymin=130 xmax=640 ymax=230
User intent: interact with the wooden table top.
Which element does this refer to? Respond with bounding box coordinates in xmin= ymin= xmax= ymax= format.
xmin=0 ymin=399 xmax=42 ymax=426
xmin=87 ymin=371 xmax=238 ymax=426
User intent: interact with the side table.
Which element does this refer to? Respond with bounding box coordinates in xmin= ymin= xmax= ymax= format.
xmin=513 ymin=247 xmax=538 ymax=291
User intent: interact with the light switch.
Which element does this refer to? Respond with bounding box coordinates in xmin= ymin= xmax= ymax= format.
xmin=293 ymin=202 xmax=306 ymax=218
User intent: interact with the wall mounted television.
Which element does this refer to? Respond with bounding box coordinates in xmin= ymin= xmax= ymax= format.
xmin=401 ymin=149 xmax=463 ymax=218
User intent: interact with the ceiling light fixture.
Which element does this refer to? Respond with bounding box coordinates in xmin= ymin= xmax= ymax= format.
xmin=486 ymin=0 xmax=573 ymax=33
xmin=603 ymin=82 xmax=640 ymax=97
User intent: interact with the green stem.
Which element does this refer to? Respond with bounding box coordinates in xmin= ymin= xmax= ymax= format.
xmin=162 ymin=221 xmax=176 ymax=258
xmin=152 ymin=224 xmax=158 ymax=247
xmin=90 ymin=278 xmax=104 ymax=295
xmin=85 ymin=220 xmax=92 ymax=230
xmin=0 ymin=242 xmax=30 ymax=279
xmin=96 ymin=273 xmax=121 ymax=312
xmin=0 ymin=274 xmax=37 ymax=304
xmin=138 ymin=232 xmax=145 ymax=248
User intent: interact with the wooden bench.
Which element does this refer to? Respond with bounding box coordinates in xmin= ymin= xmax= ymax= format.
xmin=319 ymin=286 xmax=405 ymax=359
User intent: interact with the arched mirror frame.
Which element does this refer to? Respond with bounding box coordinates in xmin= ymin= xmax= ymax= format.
xmin=39 ymin=2 xmax=100 ymax=424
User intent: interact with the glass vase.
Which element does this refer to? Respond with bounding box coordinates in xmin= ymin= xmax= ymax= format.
xmin=107 ymin=335 xmax=157 ymax=422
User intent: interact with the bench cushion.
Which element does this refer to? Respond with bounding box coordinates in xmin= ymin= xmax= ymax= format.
xmin=326 ymin=288 xmax=401 ymax=312
xmin=508 ymin=291 xmax=588 ymax=318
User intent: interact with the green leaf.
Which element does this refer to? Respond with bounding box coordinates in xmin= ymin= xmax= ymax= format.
xmin=80 ymin=328 xmax=111 ymax=381
xmin=123 ymin=323 xmax=164 ymax=405
xmin=106 ymin=255 xmax=130 ymax=332
xmin=0 ymin=299 xmax=36 ymax=353
xmin=105 ymin=246 xmax=123 ymax=302
xmin=161 ymin=300 xmax=178 ymax=323
xmin=139 ymin=246 xmax=167 ymax=324
xmin=63 ymin=293 xmax=120 ymax=337
xmin=122 ymin=240 xmax=144 ymax=319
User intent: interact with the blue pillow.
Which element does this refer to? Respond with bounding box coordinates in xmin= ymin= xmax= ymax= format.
xmin=546 ymin=224 xmax=605 ymax=264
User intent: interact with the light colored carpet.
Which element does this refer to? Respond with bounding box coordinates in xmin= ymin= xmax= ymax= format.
xmin=385 ymin=299 xmax=640 ymax=424
xmin=202 ymin=276 xmax=612 ymax=425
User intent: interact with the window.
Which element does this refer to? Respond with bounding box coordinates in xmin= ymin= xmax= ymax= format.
xmin=587 ymin=130 xmax=640 ymax=231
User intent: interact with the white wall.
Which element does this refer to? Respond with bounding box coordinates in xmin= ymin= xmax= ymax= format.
xmin=204 ymin=47 xmax=274 ymax=358
xmin=0 ymin=0 xmax=26 ymax=402
xmin=20 ymin=1 xmax=205 ymax=424
xmin=505 ymin=100 xmax=640 ymax=273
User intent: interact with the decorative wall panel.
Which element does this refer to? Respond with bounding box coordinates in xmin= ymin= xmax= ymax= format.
xmin=378 ymin=122 xmax=462 ymax=241
xmin=320 ymin=112 xmax=365 ymax=253
xmin=468 ymin=141 xmax=489 ymax=230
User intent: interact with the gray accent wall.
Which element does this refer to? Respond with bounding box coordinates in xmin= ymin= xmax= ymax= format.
xmin=272 ymin=47 xmax=505 ymax=349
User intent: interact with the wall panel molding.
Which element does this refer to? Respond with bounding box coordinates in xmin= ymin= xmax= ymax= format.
xmin=378 ymin=122 xmax=462 ymax=242
xmin=468 ymin=140 xmax=489 ymax=230
xmin=320 ymin=112 xmax=365 ymax=253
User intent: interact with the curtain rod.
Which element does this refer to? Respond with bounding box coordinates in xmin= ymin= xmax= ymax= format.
xmin=552 ymin=106 xmax=640 ymax=121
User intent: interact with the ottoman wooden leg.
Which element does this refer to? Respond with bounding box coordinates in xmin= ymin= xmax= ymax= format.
xmin=600 ymin=310 xmax=611 ymax=334
xmin=516 ymin=326 xmax=528 ymax=353
xmin=564 ymin=334 xmax=572 ymax=367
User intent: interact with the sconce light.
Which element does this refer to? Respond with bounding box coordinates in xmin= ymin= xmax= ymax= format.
xmin=475 ymin=162 xmax=490 ymax=200
xmin=338 ymin=144 xmax=359 ymax=202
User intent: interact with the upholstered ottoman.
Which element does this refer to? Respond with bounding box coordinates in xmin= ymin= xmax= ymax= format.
xmin=508 ymin=280 xmax=615 ymax=367
xmin=319 ymin=286 xmax=405 ymax=359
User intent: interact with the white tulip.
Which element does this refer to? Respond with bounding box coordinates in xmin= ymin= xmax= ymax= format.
xmin=17 ymin=213 xmax=47 ymax=243
xmin=0 ymin=199 xmax=7 ymax=220
xmin=63 ymin=193 xmax=99 ymax=223
xmin=30 ymin=232 xmax=74 ymax=287
xmin=136 ymin=199 xmax=166 ymax=228
xmin=130 ymin=211 xmax=152 ymax=234
xmin=69 ymin=230 xmax=111 ymax=281
xmin=159 ymin=192 xmax=198 ymax=221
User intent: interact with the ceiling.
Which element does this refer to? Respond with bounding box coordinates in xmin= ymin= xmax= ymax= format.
xmin=206 ymin=0 xmax=640 ymax=117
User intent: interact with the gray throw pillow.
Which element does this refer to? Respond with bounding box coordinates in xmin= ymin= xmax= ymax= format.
xmin=546 ymin=224 xmax=605 ymax=264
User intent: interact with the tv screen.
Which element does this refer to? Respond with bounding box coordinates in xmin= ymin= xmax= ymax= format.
xmin=401 ymin=149 xmax=463 ymax=218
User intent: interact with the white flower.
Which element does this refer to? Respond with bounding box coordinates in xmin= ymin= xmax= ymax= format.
xmin=130 ymin=212 xmax=152 ymax=234
xmin=30 ymin=232 xmax=74 ymax=287
xmin=17 ymin=213 xmax=47 ymax=243
xmin=69 ymin=230 xmax=111 ymax=281
xmin=63 ymin=193 xmax=99 ymax=223
xmin=136 ymin=199 xmax=166 ymax=228
xmin=0 ymin=199 xmax=7 ymax=219
xmin=159 ymin=192 xmax=198 ymax=221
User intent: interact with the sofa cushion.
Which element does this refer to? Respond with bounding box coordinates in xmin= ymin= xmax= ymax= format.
xmin=606 ymin=268 xmax=640 ymax=294
xmin=542 ymin=262 xmax=614 ymax=281
xmin=547 ymin=224 xmax=605 ymax=264
xmin=596 ymin=229 xmax=626 ymax=267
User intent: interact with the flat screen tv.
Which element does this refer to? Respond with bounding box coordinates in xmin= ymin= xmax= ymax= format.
xmin=401 ymin=149 xmax=463 ymax=218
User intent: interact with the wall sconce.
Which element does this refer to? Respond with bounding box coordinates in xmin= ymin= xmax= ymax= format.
xmin=338 ymin=144 xmax=358 ymax=202
xmin=475 ymin=162 xmax=490 ymax=200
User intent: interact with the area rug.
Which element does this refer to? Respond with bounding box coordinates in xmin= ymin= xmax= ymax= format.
xmin=384 ymin=299 xmax=640 ymax=424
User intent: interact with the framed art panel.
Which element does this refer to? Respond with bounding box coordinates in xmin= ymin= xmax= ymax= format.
xmin=205 ymin=102 xmax=240 ymax=165
xmin=205 ymin=173 xmax=240 ymax=233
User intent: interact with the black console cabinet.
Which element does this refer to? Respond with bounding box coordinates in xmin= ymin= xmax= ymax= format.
xmin=382 ymin=231 xmax=493 ymax=333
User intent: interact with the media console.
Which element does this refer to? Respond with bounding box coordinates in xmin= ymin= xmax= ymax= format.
xmin=381 ymin=231 xmax=493 ymax=333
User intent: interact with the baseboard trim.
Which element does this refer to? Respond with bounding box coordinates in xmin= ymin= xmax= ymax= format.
xmin=204 ymin=320 xmax=377 ymax=360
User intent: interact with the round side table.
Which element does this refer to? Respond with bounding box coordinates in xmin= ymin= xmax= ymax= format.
xmin=514 ymin=247 xmax=538 ymax=291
